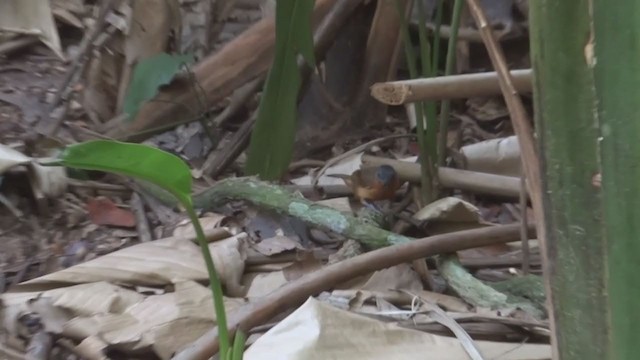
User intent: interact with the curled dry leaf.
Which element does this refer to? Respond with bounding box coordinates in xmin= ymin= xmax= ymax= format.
xmin=413 ymin=196 xmax=494 ymax=234
xmin=0 ymin=143 xmax=68 ymax=201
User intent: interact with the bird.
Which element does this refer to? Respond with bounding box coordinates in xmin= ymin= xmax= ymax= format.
xmin=328 ymin=165 xmax=403 ymax=209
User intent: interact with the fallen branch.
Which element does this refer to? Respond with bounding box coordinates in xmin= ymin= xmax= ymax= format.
xmin=370 ymin=69 xmax=532 ymax=105
xmin=174 ymin=223 xmax=534 ymax=360
xmin=193 ymin=177 xmax=413 ymax=249
xmin=437 ymin=254 xmax=544 ymax=319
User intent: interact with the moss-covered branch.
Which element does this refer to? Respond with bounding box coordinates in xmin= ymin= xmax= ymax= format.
xmin=192 ymin=177 xmax=412 ymax=249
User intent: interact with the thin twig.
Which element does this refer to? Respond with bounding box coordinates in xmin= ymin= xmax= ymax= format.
xmin=520 ymin=170 xmax=530 ymax=274
xmin=403 ymin=290 xmax=485 ymax=360
xmin=130 ymin=193 xmax=152 ymax=242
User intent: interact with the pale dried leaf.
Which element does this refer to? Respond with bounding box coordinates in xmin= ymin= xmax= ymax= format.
xmin=242 ymin=272 xmax=287 ymax=298
xmin=0 ymin=144 xmax=67 ymax=198
xmin=26 ymin=297 xmax=73 ymax=334
xmin=2 ymin=281 xmax=244 ymax=359
xmin=243 ymin=297 xmax=552 ymax=360
xmin=9 ymin=233 xmax=248 ymax=296
xmin=0 ymin=143 xmax=31 ymax=173
xmin=252 ymin=235 xmax=302 ymax=256
xmin=359 ymin=264 xmax=423 ymax=292
xmin=290 ymin=153 xmax=364 ymax=186
xmin=172 ymin=213 xmax=231 ymax=239
xmin=74 ymin=336 xmax=109 ymax=360
xmin=0 ymin=0 xmax=64 ymax=59
xmin=125 ymin=0 xmax=180 ymax=63
xmin=413 ymin=196 xmax=492 ymax=234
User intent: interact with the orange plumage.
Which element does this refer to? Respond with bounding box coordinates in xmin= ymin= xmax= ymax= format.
xmin=329 ymin=165 xmax=402 ymax=202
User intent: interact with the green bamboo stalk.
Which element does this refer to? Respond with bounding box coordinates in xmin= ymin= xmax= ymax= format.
xmin=591 ymin=1 xmax=640 ymax=358
xmin=431 ymin=0 xmax=444 ymax=74
xmin=436 ymin=0 xmax=464 ymax=166
xmin=530 ymin=0 xmax=640 ymax=358
xmin=396 ymin=0 xmax=432 ymax=204
xmin=415 ymin=0 xmax=438 ymax=202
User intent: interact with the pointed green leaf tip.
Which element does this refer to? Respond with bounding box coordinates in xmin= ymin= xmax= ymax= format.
xmin=123 ymin=52 xmax=195 ymax=121
xmin=59 ymin=140 xmax=192 ymax=201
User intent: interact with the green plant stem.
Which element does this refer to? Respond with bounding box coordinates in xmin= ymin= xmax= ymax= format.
xmin=431 ymin=0 xmax=444 ymax=74
xmin=437 ymin=0 xmax=464 ymax=166
xmin=415 ymin=0 xmax=439 ymax=199
xmin=231 ymin=329 xmax=247 ymax=360
xmin=396 ymin=0 xmax=432 ymax=204
xmin=184 ymin=203 xmax=230 ymax=357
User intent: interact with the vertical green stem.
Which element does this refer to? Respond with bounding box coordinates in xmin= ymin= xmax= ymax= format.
xmin=416 ymin=0 xmax=438 ymax=201
xmin=397 ymin=0 xmax=432 ymax=204
xmin=185 ymin=203 xmax=230 ymax=357
xmin=431 ymin=0 xmax=444 ymax=74
xmin=437 ymin=0 xmax=464 ymax=166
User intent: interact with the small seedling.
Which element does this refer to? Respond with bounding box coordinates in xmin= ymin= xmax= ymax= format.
xmin=42 ymin=139 xmax=243 ymax=359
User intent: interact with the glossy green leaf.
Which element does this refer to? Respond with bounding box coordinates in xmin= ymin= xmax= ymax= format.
xmin=245 ymin=0 xmax=316 ymax=180
xmin=55 ymin=140 xmax=192 ymax=203
xmin=48 ymin=139 xmax=233 ymax=355
xmin=123 ymin=52 xmax=195 ymax=120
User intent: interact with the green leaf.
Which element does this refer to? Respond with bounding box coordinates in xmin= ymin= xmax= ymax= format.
xmin=245 ymin=0 xmax=316 ymax=180
xmin=123 ymin=52 xmax=195 ymax=120
xmin=47 ymin=139 xmax=233 ymax=355
xmin=54 ymin=140 xmax=192 ymax=203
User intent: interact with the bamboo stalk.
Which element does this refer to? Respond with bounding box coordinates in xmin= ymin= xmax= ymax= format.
xmin=371 ymin=69 xmax=532 ymax=105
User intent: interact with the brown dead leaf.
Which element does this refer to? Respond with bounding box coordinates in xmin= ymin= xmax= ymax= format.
xmin=252 ymin=235 xmax=302 ymax=256
xmin=282 ymin=252 xmax=323 ymax=281
xmin=86 ymin=197 xmax=136 ymax=228
xmin=359 ymin=264 xmax=423 ymax=292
